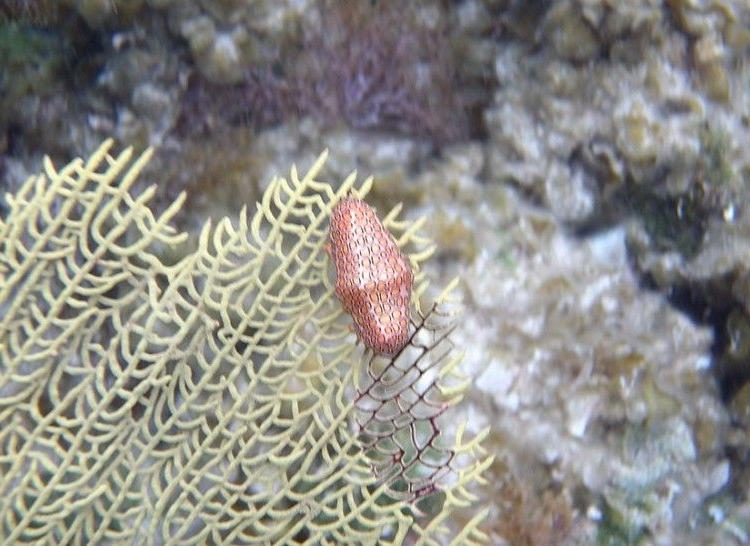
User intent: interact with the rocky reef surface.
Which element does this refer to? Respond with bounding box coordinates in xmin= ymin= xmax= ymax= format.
xmin=1 ymin=0 xmax=749 ymax=543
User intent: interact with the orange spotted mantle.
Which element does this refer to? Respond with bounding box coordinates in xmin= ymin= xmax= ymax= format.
xmin=328 ymin=196 xmax=414 ymax=355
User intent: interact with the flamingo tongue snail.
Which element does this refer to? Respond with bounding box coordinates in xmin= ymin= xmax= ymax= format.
xmin=327 ymin=195 xmax=414 ymax=355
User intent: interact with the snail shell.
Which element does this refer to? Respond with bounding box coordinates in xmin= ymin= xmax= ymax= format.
xmin=328 ymin=196 xmax=413 ymax=355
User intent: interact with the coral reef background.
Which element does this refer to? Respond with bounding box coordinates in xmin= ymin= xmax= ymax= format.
xmin=1 ymin=0 xmax=749 ymax=543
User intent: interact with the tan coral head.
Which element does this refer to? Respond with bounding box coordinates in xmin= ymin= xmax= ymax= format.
xmin=328 ymin=195 xmax=414 ymax=355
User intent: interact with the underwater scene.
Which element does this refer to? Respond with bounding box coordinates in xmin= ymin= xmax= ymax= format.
xmin=1 ymin=0 xmax=749 ymax=544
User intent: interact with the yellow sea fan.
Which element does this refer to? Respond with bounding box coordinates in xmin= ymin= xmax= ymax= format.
xmin=0 ymin=140 xmax=491 ymax=545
